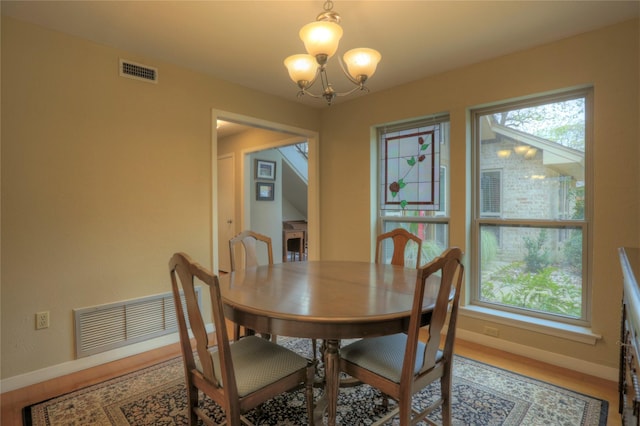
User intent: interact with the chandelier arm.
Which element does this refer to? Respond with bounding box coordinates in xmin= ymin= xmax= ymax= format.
xmin=331 ymin=84 xmax=369 ymax=97
xmin=298 ymin=68 xmax=369 ymax=101
xmin=301 ymin=83 xmax=366 ymax=97
xmin=298 ymin=83 xmax=367 ymax=104
xmin=298 ymin=89 xmax=325 ymax=99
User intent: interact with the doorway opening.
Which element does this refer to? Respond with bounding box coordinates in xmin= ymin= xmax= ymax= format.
xmin=212 ymin=110 xmax=319 ymax=273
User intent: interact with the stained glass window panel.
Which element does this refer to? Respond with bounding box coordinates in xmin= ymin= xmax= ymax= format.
xmin=381 ymin=130 xmax=440 ymax=211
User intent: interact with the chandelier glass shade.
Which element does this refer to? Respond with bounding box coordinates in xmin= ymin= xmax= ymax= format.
xmin=284 ymin=0 xmax=381 ymax=105
xmin=284 ymin=54 xmax=318 ymax=84
xmin=299 ymin=21 xmax=343 ymax=58
xmin=343 ymin=48 xmax=382 ymax=81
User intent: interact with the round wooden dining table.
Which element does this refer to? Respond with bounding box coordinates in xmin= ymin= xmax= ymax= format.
xmin=218 ymin=260 xmax=441 ymax=426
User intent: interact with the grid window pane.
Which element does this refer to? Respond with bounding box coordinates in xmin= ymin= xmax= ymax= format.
xmin=479 ymin=225 xmax=583 ymax=319
xmin=478 ymin=99 xmax=585 ymax=221
xmin=473 ymin=91 xmax=589 ymax=322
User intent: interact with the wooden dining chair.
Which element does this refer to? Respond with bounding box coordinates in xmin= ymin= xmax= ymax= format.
xmin=376 ymin=228 xmax=423 ymax=268
xmin=339 ymin=247 xmax=464 ymax=426
xmin=229 ymin=230 xmax=274 ymax=272
xmin=228 ymin=230 xmax=274 ymax=341
xmin=169 ymin=252 xmax=315 ymax=426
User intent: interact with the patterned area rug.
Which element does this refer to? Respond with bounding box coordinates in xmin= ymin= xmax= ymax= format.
xmin=27 ymin=338 xmax=607 ymax=425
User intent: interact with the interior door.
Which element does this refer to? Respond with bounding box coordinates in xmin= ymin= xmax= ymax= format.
xmin=217 ymin=154 xmax=235 ymax=272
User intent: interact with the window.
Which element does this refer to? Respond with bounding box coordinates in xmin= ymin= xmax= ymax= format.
xmin=480 ymin=170 xmax=502 ymax=216
xmin=378 ymin=114 xmax=450 ymax=265
xmin=471 ymin=89 xmax=591 ymax=324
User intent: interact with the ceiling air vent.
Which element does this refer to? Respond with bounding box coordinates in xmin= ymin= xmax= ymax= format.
xmin=119 ymin=59 xmax=158 ymax=83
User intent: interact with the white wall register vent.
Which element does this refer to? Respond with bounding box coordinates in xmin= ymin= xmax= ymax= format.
xmin=74 ymin=288 xmax=200 ymax=358
xmin=119 ymin=59 xmax=158 ymax=83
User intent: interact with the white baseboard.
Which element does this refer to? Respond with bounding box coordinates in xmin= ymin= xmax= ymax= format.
xmin=456 ymin=328 xmax=618 ymax=382
xmin=1 ymin=324 xmax=214 ymax=393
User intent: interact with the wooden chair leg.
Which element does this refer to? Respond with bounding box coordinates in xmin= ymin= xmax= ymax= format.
xmin=381 ymin=392 xmax=389 ymax=409
xmin=441 ymin=366 xmax=453 ymax=426
xmin=397 ymin=395 xmax=412 ymax=426
xmin=306 ymin=364 xmax=316 ymax=426
xmin=186 ymin=382 xmax=199 ymax=425
xmin=311 ymin=338 xmax=318 ymax=361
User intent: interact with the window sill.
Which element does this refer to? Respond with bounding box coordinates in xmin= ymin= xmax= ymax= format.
xmin=459 ymin=305 xmax=602 ymax=345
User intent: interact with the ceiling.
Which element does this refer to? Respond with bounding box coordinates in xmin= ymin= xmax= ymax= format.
xmin=2 ymin=1 xmax=638 ymax=109
xmin=216 ymin=119 xmax=256 ymax=138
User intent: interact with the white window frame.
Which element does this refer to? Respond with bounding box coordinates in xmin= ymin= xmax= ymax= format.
xmin=470 ymin=89 xmax=592 ymax=326
xmin=377 ymin=114 xmax=451 ymax=264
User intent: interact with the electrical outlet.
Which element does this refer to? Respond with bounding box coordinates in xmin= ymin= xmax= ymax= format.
xmin=483 ymin=326 xmax=499 ymax=337
xmin=36 ymin=311 xmax=50 ymax=330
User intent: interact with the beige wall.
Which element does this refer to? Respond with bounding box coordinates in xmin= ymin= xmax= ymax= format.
xmin=1 ymin=14 xmax=638 ymax=382
xmin=318 ymin=19 xmax=639 ymax=368
xmin=0 ymin=17 xmax=319 ymax=379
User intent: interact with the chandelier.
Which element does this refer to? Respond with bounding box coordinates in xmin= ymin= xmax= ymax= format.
xmin=284 ymin=0 xmax=382 ymax=105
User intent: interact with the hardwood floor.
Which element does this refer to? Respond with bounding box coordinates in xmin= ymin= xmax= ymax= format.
xmin=1 ymin=338 xmax=620 ymax=425
xmin=1 ymin=341 xmax=184 ymax=425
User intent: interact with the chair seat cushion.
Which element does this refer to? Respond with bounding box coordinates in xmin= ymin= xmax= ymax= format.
xmin=341 ymin=333 xmax=441 ymax=383
xmin=210 ymin=336 xmax=309 ymax=397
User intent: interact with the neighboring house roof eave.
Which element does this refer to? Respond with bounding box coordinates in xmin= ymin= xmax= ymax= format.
xmin=487 ymin=119 xmax=585 ymax=166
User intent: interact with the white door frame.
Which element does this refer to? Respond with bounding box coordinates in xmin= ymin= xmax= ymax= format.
xmin=210 ymin=109 xmax=319 ymax=273
xmin=216 ymin=153 xmax=235 ymax=272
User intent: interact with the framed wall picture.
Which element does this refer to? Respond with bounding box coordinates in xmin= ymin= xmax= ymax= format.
xmin=256 ymin=182 xmax=274 ymax=201
xmin=255 ymin=159 xmax=276 ymax=180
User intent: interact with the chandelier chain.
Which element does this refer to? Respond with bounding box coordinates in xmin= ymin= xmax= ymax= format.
xmin=323 ymin=1 xmax=334 ymax=12
xmin=317 ymin=0 xmax=340 ymax=23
